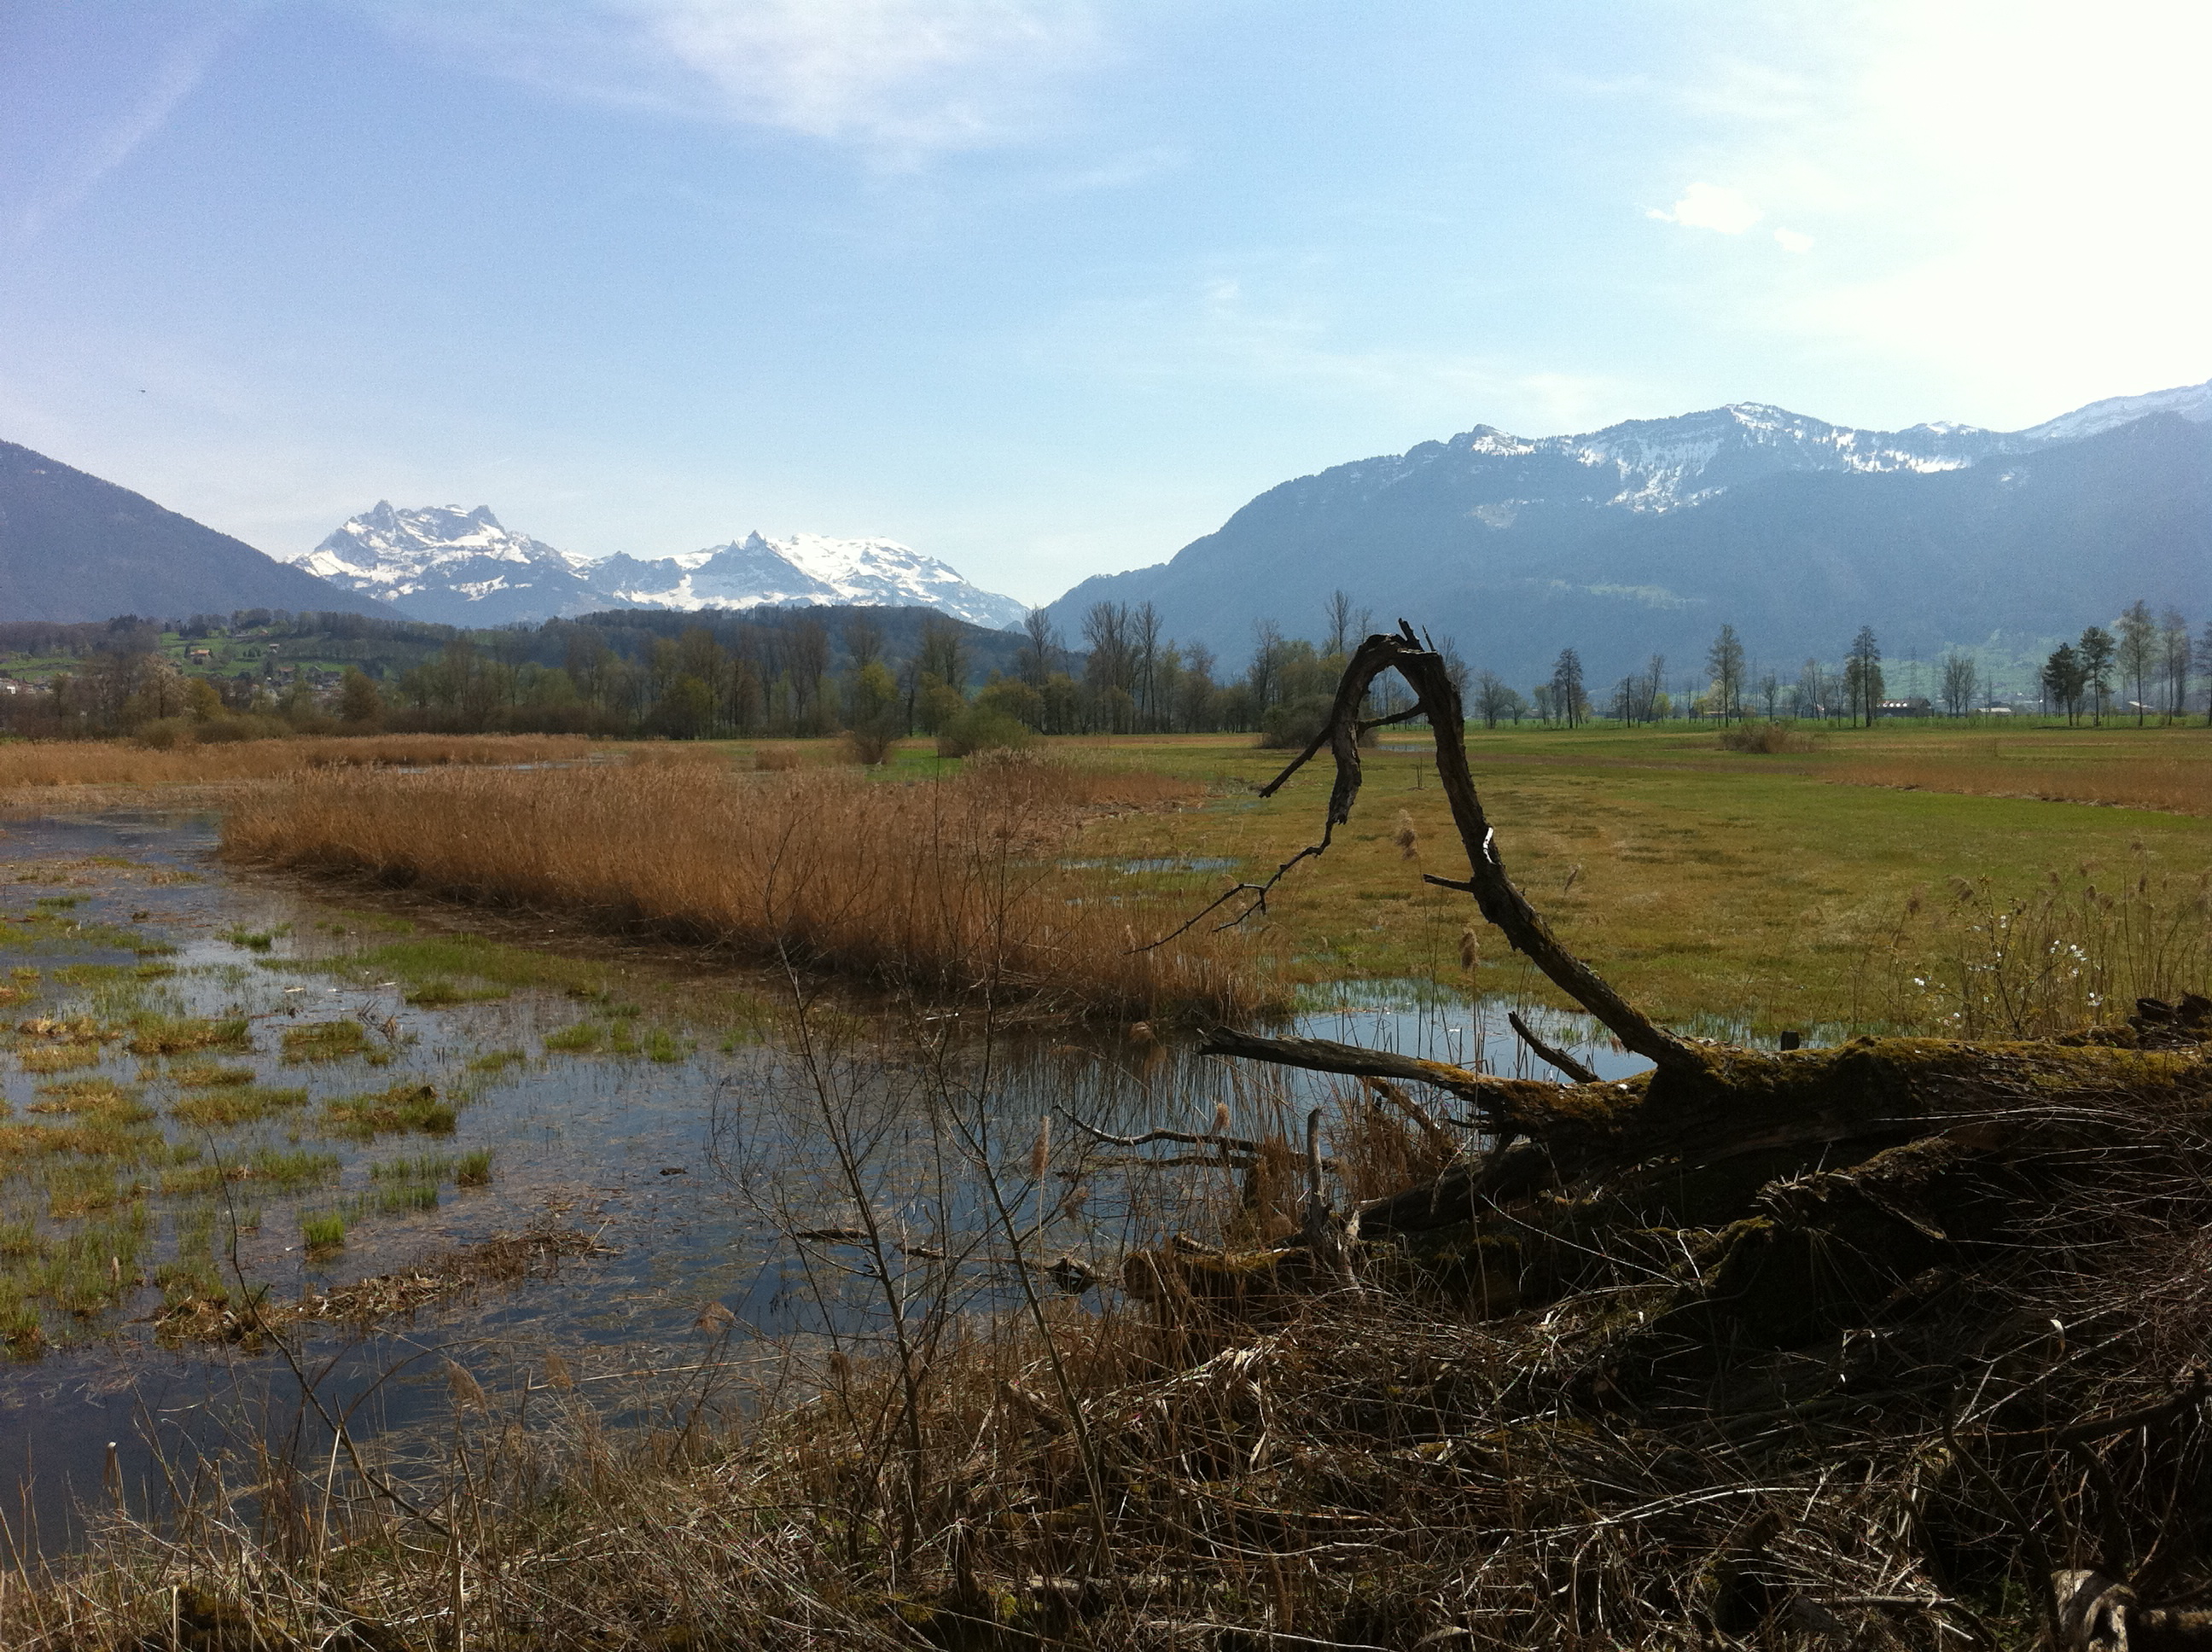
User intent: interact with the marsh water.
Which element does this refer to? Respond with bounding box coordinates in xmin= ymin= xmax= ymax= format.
xmin=0 ymin=810 xmax=1649 ymax=1551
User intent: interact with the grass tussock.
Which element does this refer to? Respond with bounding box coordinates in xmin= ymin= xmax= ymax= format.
xmin=167 ymin=1085 xmax=310 ymax=1129
xmin=0 ymin=733 xmax=594 ymax=792
xmin=278 ymin=1020 xmax=381 ymax=1064
xmin=126 ymin=1016 xmax=251 ymax=1056
xmin=319 ymin=1082 xmax=455 ymax=1140
xmin=223 ymin=753 xmax=1276 ymax=1021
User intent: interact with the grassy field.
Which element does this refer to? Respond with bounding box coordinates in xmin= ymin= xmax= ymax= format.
xmin=1042 ymin=722 xmax=2212 ymax=1032
xmin=15 ymin=719 xmax=2212 ymax=1033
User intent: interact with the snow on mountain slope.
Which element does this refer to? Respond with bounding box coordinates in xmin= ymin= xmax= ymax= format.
xmin=1308 ymin=380 xmax=2212 ymax=523
xmin=291 ymin=503 xmax=608 ymax=625
xmin=291 ymin=505 xmax=1026 ymax=627
xmin=2011 ymin=381 xmax=2212 ymax=447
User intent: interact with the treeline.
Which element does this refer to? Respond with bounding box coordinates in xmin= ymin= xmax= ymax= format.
xmin=1514 ymin=600 xmax=2207 ymax=730
xmin=0 ymin=596 xmax=1469 ymax=746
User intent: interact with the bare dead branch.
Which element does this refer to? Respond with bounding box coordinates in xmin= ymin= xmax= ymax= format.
xmin=1507 ymin=1010 xmax=1601 ymax=1084
xmin=1167 ymin=623 xmax=1695 ymax=1070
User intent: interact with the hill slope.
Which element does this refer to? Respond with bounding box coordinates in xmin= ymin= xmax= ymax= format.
xmin=1046 ymin=383 xmax=2212 ymax=683
xmin=0 ymin=442 xmax=386 ymax=623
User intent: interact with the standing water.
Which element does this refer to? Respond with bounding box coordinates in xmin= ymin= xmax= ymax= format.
xmin=0 ymin=810 xmax=1645 ymax=1551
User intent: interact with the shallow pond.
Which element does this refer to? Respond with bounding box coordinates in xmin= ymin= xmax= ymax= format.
xmin=0 ymin=810 xmax=1651 ymax=1550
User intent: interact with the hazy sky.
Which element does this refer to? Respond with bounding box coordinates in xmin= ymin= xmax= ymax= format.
xmin=3 ymin=1 xmax=2208 ymax=603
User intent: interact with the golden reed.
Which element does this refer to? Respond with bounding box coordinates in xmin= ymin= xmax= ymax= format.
xmin=221 ymin=753 xmax=1278 ymax=1022
xmin=0 ymin=734 xmax=594 ymax=790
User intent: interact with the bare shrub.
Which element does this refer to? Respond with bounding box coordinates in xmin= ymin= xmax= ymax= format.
xmin=1716 ymin=718 xmax=1815 ymax=753
xmin=841 ymin=729 xmax=899 ymax=765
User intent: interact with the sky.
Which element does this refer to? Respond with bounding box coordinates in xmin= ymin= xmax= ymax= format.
xmin=3 ymin=0 xmax=2209 ymax=606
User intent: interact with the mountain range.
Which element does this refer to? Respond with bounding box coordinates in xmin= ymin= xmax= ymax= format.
xmin=0 ymin=440 xmax=387 ymax=623
xmin=1046 ymin=381 xmax=2212 ymax=685
xmin=292 ymin=503 xmax=1028 ymax=629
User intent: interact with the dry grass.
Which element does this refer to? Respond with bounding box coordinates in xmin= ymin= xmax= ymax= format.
xmin=0 ymin=733 xmax=594 ymax=792
xmin=1831 ymin=749 xmax=2212 ymax=814
xmin=1857 ymin=846 xmax=2212 ymax=1037
xmin=222 ymin=753 xmax=1274 ymax=1021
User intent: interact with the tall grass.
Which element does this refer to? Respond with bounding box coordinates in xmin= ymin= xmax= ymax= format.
xmin=1857 ymin=846 xmax=2212 ymax=1037
xmin=0 ymin=733 xmax=594 ymax=792
xmin=224 ymin=753 xmax=1274 ymax=1021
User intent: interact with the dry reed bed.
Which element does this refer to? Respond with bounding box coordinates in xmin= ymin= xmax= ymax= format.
xmin=221 ymin=754 xmax=1276 ymax=1022
xmin=0 ymin=734 xmax=595 ymax=790
xmin=1829 ymin=753 xmax=2212 ymax=816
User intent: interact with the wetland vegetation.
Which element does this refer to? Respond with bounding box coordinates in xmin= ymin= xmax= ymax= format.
xmin=2 ymin=693 xmax=2210 ymax=1648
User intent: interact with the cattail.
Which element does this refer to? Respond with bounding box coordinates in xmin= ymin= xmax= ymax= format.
xmin=444 ymin=1359 xmax=486 ymax=1412
xmin=1028 ymin=1116 xmax=1051 ymax=1183
xmin=1212 ymin=1101 xmax=1232 ymax=1137
xmin=1458 ymin=924 xmax=1481 ymax=973
xmin=1394 ymin=811 xmax=1419 ymax=860
xmin=544 ymin=1351 xmax=573 ymax=1391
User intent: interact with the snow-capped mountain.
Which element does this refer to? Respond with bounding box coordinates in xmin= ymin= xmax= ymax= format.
xmin=594 ymin=532 xmax=1027 ymax=628
xmin=1045 ymin=377 xmax=2212 ymax=684
xmin=294 ymin=503 xmax=606 ymax=625
xmin=289 ymin=506 xmax=1027 ymax=628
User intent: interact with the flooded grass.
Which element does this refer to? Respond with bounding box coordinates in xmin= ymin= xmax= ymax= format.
xmin=126 ymin=1015 xmax=251 ymax=1056
xmin=319 ymin=1081 xmax=456 ymax=1140
xmin=278 ymin=1019 xmax=382 ymax=1063
xmin=168 ymin=1084 xmax=310 ymax=1127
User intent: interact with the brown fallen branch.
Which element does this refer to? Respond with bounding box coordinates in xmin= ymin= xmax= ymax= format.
xmin=1200 ymin=1027 xmax=1511 ymax=1104
xmin=1358 ymin=1075 xmax=1456 ymax=1160
xmin=1507 ymin=1009 xmax=1601 ymax=1085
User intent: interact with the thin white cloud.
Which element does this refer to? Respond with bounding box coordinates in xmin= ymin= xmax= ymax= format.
xmin=368 ymin=0 xmax=1105 ymax=159
xmin=1647 ymin=181 xmax=1762 ymax=235
xmin=1773 ymin=227 xmax=1813 ymax=254
xmin=17 ymin=10 xmax=247 ymax=243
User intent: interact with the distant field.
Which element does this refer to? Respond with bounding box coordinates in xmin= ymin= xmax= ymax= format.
xmin=1047 ymin=723 xmax=2212 ymax=1032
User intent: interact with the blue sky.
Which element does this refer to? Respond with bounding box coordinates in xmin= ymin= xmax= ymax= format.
xmin=3 ymin=1 xmax=2208 ymax=605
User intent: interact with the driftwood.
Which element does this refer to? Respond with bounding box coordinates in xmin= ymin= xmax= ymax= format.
xmin=1119 ymin=620 xmax=2212 ymax=1633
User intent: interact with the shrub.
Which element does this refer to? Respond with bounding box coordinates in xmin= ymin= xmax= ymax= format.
xmin=841 ymin=729 xmax=899 ymax=765
xmin=1716 ymin=720 xmax=1816 ymax=753
xmin=935 ymin=707 xmax=1033 ymax=759
xmin=133 ymin=718 xmax=196 ymax=751
xmin=1258 ymin=695 xmax=1377 ymax=751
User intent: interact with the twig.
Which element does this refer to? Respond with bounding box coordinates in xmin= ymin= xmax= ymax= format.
xmin=1507 ymin=1010 xmax=1600 ymax=1084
